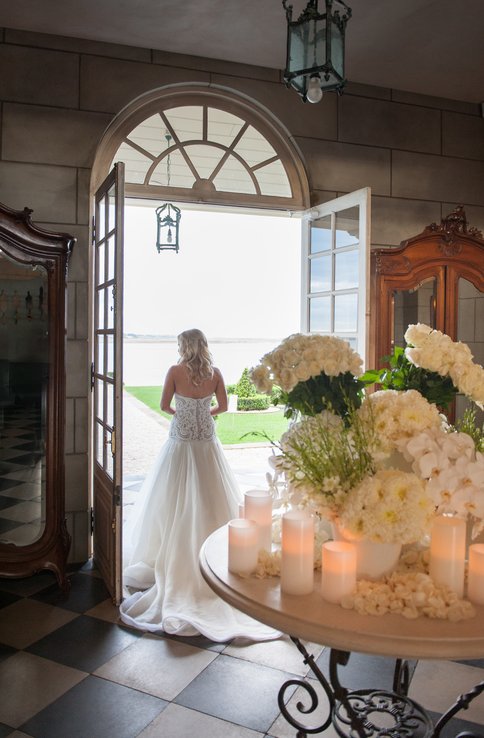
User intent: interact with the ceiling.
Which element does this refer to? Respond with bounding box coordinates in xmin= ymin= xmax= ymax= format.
xmin=0 ymin=0 xmax=483 ymax=104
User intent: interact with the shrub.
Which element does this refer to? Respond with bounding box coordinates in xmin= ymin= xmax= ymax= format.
xmin=237 ymin=394 xmax=271 ymax=411
xmin=235 ymin=367 xmax=257 ymax=398
xmin=226 ymin=383 xmax=237 ymax=395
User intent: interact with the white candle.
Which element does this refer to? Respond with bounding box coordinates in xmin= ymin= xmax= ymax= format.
xmin=228 ymin=519 xmax=259 ymax=575
xmin=238 ymin=503 xmax=245 ymax=518
xmin=321 ymin=541 xmax=357 ymax=604
xmin=468 ymin=543 xmax=484 ymax=605
xmin=429 ymin=515 xmax=466 ymax=598
xmin=244 ymin=489 xmax=273 ymax=552
xmin=281 ymin=510 xmax=314 ymax=595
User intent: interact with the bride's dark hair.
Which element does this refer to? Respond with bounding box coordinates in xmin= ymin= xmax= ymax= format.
xmin=177 ymin=329 xmax=214 ymax=386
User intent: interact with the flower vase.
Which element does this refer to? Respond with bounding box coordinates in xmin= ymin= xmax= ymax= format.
xmin=331 ymin=523 xmax=402 ymax=580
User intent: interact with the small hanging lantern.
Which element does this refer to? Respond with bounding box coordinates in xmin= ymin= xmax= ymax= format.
xmin=282 ymin=0 xmax=352 ymax=103
xmin=155 ymin=133 xmax=181 ymax=253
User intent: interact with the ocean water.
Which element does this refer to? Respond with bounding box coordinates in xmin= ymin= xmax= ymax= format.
xmin=123 ymin=339 xmax=281 ymax=386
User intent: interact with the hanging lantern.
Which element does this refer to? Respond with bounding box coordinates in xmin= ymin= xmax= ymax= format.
xmin=155 ymin=133 xmax=181 ymax=253
xmin=282 ymin=0 xmax=352 ymax=103
xmin=155 ymin=203 xmax=181 ymax=253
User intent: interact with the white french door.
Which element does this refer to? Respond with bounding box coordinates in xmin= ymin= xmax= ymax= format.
xmin=300 ymin=188 xmax=371 ymax=366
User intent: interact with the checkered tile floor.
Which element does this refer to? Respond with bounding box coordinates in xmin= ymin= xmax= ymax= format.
xmin=1 ymin=566 xmax=484 ymax=737
xmin=0 ymin=405 xmax=44 ymax=547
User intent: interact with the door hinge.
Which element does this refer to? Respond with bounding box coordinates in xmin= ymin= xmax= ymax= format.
xmin=90 ymin=362 xmax=95 ymax=391
xmin=90 ymin=506 xmax=94 ymax=535
xmin=91 ymin=216 xmax=96 ymax=245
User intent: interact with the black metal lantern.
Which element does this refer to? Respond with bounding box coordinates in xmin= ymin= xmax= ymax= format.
xmin=155 ymin=133 xmax=181 ymax=253
xmin=155 ymin=203 xmax=181 ymax=253
xmin=282 ymin=0 xmax=352 ymax=103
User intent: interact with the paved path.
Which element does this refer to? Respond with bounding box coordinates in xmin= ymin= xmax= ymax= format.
xmin=123 ymin=391 xmax=274 ymax=491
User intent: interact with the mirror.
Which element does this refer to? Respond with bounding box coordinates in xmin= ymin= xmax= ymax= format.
xmin=0 ymin=249 xmax=48 ymax=547
xmin=0 ymin=202 xmax=74 ymax=591
xmin=456 ymin=277 xmax=484 ymax=424
xmin=392 ymin=277 xmax=437 ymax=348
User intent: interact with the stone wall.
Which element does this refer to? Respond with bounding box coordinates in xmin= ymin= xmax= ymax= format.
xmin=1 ymin=27 xmax=483 ymax=561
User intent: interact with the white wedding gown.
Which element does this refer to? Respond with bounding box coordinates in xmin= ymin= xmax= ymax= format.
xmin=120 ymin=393 xmax=279 ymax=642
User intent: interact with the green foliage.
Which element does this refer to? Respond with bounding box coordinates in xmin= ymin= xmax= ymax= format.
xmin=235 ymin=367 xmax=257 ymax=398
xmin=361 ymin=345 xmax=458 ymax=410
xmin=226 ymin=383 xmax=237 ymax=395
xmin=453 ymin=407 xmax=484 ymax=452
xmin=274 ymin=371 xmax=366 ymax=422
xmin=123 ymin=385 xmax=289 ymax=444
xmin=237 ymin=395 xmax=271 ymax=411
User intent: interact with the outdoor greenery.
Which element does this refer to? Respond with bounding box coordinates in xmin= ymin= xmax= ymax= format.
xmin=226 ymin=367 xmax=270 ymax=411
xmin=124 ymin=385 xmax=289 ymax=444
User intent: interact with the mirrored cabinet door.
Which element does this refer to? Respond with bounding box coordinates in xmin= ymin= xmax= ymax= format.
xmin=0 ymin=202 xmax=74 ymax=590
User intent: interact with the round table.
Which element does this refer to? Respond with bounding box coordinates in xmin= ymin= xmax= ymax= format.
xmin=200 ymin=525 xmax=484 ymax=737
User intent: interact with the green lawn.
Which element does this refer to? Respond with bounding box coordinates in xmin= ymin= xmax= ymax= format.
xmin=124 ymin=385 xmax=289 ymax=445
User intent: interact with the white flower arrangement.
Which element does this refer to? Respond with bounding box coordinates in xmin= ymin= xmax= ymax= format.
xmin=405 ymin=323 xmax=484 ymax=408
xmin=338 ymin=469 xmax=432 ymax=545
xmin=251 ymin=333 xmax=363 ymax=394
xmin=357 ymin=389 xmax=443 ymax=457
xmin=400 ymin=426 xmax=484 ymax=537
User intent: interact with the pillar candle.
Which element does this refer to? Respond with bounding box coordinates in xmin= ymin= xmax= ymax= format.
xmin=281 ymin=510 xmax=314 ymax=595
xmin=244 ymin=489 xmax=273 ymax=552
xmin=429 ymin=515 xmax=466 ymax=598
xmin=238 ymin=503 xmax=245 ymax=519
xmin=468 ymin=543 xmax=484 ymax=605
xmin=321 ymin=541 xmax=357 ymax=604
xmin=228 ymin=519 xmax=259 ymax=575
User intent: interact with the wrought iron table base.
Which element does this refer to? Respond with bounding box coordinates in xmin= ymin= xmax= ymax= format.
xmin=278 ymin=638 xmax=484 ymax=737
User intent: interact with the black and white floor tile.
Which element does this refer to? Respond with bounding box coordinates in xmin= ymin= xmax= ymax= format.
xmin=0 ymin=566 xmax=483 ymax=737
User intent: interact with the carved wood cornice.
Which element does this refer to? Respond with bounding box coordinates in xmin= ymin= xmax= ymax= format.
xmin=425 ymin=205 xmax=483 ymax=244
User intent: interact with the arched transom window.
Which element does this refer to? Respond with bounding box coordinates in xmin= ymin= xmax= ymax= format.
xmin=107 ymin=89 xmax=308 ymax=209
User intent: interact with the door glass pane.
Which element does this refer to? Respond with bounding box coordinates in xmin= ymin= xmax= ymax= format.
xmin=97 ymin=288 xmax=105 ymax=330
xmin=95 ymin=421 xmax=104 ymax=465
xmin=335 ymin=206 xmax=359 ymax=248
xmin=335 ymin=250 xmax=359 ymax=290
xmin=456 ymin=277 xmax=484 ymax=423
xmin=310 ymin=216 xmax=331 ymax=253
xmin=107 ymin=287 xmax=115 ymax=330
xmin=309 ymin=296 xmax=331 ymax=332
xmin=107 ymin=236 xmax=115 ymax=283
xmin=98 ymin=199 xmax=105 ymax=241
xmin=96 ymin=378 xmax=104 ymax=420
xmin=310 ymin=254 xmax=331 ymax=293
xmin=106 ymin=448 xmax=114 ymax=479
xmin=106 ymin=382 xmax=114 ymax=427
xmin=97 ymin=242 xmax=105 ymax=286
xmin=97 ymin=334 xmax=105 ymax=375
xmin=108 ymin=187 xmax=115 ymax=234
xmin=334 ymin=293 xmax=358 ymax=332
xmin=106 ymin=335 xmax=114 ymax=376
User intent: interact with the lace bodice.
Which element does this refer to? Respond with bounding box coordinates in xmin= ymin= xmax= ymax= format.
xmin=169 ymin=394 xmax=216 ymax=441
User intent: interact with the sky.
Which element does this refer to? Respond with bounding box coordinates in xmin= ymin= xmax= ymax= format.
xmin=123 ymin=204 xmax=302 ymax=339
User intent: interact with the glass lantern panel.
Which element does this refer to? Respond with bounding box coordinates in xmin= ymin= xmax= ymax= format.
xmin=331 ymin=24 xmax=344 ymax=77
xmin=310 ymin=254 xmax=331 ymax=293
xmin=335 ymin=250 xmax=359 ymax=290
xmin=309 ymin=295 xmax=331 ymax=332
xmin=334 ymin=293 xmax=358 ymax=332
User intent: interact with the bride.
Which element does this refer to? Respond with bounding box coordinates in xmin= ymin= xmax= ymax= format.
xmin=120 ymin=328 xmax=278 ymax=642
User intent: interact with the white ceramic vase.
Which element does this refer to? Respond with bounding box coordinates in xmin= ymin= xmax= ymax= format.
xmin=331 ymin=523 xmax=402 ymax=580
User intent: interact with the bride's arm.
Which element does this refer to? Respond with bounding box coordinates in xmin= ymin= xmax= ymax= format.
xmin=160 ymin=366 xmax=176 ymax=415
xmin=211 ymin=369 xmax=228 ymax=416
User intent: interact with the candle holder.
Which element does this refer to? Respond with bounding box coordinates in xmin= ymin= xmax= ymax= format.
xmin=281 ymin=510 xmax=314 ymax=595
xmin=244 ymin=489 xmax=273 ymax=552
xmin=429 ymin=515 xmax=466 ymax=598
xmin=321 ymin=541 xmax=357 ymax=604
xmin=228 ymin=519 xmax=259 ymax=575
